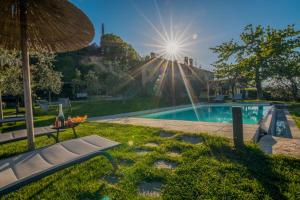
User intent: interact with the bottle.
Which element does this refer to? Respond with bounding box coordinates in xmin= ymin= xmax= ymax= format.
xmin=58 ymin=104 xmax=65 ymax=128
xmin=54 ymin=117 xmax=60 ymax=129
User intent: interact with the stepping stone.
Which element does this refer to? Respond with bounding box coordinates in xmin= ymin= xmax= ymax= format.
xmin=144 ymin=142 xmax=159 ymax=147
xmin=159 ymin=131 xmax=175 ymax=138
xmin=103 ymin=174 xmax=120 ymax=185
xmin=135 ymin=148 xmax=153 ymax=155
xmin=166 ymin=151 xmax=181 ymax=157
xmin=138 ymin=181 xmax=163 ymax=197
xmin=154 ymin=160 xmax=178 ymax=170
xmin=178 ymin=135 xmax=203 ymax=144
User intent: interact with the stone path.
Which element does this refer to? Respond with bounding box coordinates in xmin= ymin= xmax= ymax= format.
xmin=159 ymin=131 xmax=175 ymax=138
xmin=144 ymin=142 xmax=160 ymax=147
xmin=167 ymin=151 xmax=181 ymax=157
xmin=154 ymin=160 xmax=178 ymax=170
xmin=91 ymin=110 xmax=300 ymax=158
xmin=259 ymin=135 xmax=300 ymax=159
xmin=177 ymin=135 xmax=203 ymax=144
xmin=135 ymin=148 xmax=153 ymax=155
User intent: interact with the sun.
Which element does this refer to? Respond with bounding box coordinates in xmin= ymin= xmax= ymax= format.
xmin=165 ymin=40 xmax=180 ymax=59
xmin=139 ymin=9 xmax=198 ymax=61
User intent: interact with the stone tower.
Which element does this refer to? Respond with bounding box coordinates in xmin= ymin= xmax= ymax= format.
xmin=100 ymin=23 xmax=105 ymax=55
xmin=100 ymin=23 xmax=105 ymax=46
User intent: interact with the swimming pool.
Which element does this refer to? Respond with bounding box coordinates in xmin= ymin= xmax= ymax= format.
xmin=140 ymin=104 xmax=271 ymax=124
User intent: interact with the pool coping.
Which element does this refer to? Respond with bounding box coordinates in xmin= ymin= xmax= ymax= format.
xmin=89 ymin=102 xmax=272 ymax=143
xmin=258 ymin=107 xmax=300 ymax=158
xmin=284 ymin=110 xmax=300 ymax=139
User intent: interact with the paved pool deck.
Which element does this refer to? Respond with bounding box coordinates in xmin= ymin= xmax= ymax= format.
xmin=259 ymin=135 xmax=300 ymax=159
xmin=89 ymin=105 xmax=300 ymax=158
xmin=90 ymin=116 xmax=259 ymax=142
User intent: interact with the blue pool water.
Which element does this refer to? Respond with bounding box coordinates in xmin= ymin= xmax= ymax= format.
xmin=140 ymin=104 xmax=271 ymax=124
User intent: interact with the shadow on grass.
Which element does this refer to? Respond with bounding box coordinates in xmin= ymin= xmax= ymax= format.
xmin=207 ymin=142 xmax=300 ymax=200
xmin=76 ymin=185 xmax=105 ymax=200
xmin=0 ymin=117 xmax=55 ymax=133
xmin=27 ymin=169 xmax=73 ymax=199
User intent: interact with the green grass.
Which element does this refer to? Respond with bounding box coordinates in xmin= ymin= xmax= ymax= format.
xmin=0 ymin=98 xmax=170 ymax=132
xmin=0 ymin=123 xmax=299 ymax=200
xmin=1 ymin=99 xmax=300 ymax=199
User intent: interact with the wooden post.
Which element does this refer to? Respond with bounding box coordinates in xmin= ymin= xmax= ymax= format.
xmin=20 ymin=0 xmax=35 ymax=150
xmin=0 ymin=90 xmax=3 ymax=127
xmin=232 ymin=106 xmax=244 ymax=149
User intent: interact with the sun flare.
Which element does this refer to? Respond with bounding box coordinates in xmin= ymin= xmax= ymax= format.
xmin=164 ymin=40 xmax=180 ymax=59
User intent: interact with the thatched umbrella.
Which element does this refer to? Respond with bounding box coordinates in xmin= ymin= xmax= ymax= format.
xmin=0 ymin=0 xmax=94 ymax=150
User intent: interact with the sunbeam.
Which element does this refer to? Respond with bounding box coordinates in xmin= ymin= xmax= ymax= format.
xmin=178 ymin=62 xmax=200 ymax=120
xmin=127 ymin=0 xmax=209 ymax=112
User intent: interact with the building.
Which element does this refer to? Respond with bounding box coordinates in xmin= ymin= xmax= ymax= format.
xmin=141 ymin=53 xmax=214 ymax=102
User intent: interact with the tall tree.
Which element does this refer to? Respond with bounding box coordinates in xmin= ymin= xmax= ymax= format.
xmin=211 ymin=24 xmax=300 ymax=99
xmin=266 ymin=25 xmax=300 ymax=100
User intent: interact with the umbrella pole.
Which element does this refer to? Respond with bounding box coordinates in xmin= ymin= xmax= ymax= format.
xmin=0 ymin=90 xmax=3 ymax=127
xmin=20 ymin=0 xmax=35 ymax=150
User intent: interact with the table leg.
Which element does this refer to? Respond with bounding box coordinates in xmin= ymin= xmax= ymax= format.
xmin=56 ymin=128 xmax=60 ymax=142
xmin=72 ymin=127 xmax=78 ymax=138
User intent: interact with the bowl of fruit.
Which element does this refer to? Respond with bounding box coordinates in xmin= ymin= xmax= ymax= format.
xmin=66 ymin=115 xmax=88 ymax=128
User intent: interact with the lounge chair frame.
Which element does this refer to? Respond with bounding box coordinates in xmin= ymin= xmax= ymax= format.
xmin=0 ymin=136 xmax=120 ymax=195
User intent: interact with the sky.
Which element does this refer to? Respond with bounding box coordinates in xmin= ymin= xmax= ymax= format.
xmin=70 ymin=0 xmax=300 ymax=70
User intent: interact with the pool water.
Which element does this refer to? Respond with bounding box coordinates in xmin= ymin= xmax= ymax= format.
xmin=140 ymin=104 xmax=271 ymax=124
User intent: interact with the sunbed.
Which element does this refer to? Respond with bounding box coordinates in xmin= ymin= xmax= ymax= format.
xmin=58 ymin=98 xmax=71 ymax=109
xmin=0 ymin=117 xmax=25 ymax=124
xmin=36 ymin=100 xmax=49 ymax=112
xmin=214 ymin=95 xmax=225 ymax=102
xmin=0 ymin=135 xmax=120 ymax=195
xmin=233 ymin=93 xmax=243 ymax=101
xmin=0 ymin=126 xmax=60 ymax=145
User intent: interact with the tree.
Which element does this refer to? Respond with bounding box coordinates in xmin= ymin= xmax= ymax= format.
xmin=0 ymin=49 xmax=22 ymax=120
xmin=30 ymin=52 xmax=62 ymax=102
xmin=211 ymin=24 xmax=300 ymax=99
xmin=265 ymin=25 xmax=300 ymax=100
xmin=0 ymin=49 xmax=62 ymax=111
xmin=85 ymin=70 xmax=101 ymax=95
xmin=213 ymin=62 xmax=245 ymax=96
xmin=101 ymin=34 xmax=140 ymax=62
xmin=72 ymin=68 xmax=85 ymax=96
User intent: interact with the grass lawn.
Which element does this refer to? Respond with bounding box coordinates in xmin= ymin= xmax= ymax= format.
xmin=0 ymin=99 xmax=300 ymax=199
xmin=0 ymin=98 xmax=170 ymax=132
xmin=0 ymin=122 xmax=300 ymax=199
